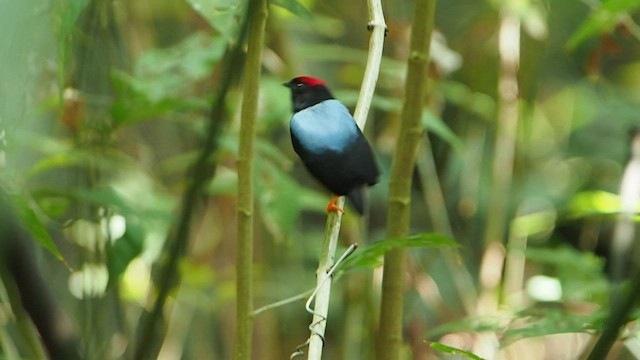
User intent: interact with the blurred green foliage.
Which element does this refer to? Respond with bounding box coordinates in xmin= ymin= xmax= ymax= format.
xmin=2 ymin=0 xmax=640 ymax=358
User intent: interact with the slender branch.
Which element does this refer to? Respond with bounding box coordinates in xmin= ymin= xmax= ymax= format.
xmin=585 ymin=128 xmax=640 ymax=359
xmin=303 ymin=1 xmax=387 ymax=359
xmin=234 ymin=0 xmax=268 ymax=358
xmin=376 ymin=0 xmax=435 ymax=359
xmin=586 ymin=269 xmax=640 ymax=359
xmin=132 ymin=10 xmax=251 ymax=360
xmin=253 ymin=290 xmax=313 ymax=317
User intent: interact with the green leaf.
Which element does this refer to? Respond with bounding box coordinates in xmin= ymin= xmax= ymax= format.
xmin=567 ymin=0 xmax=640 ymax=50
xmin=566 ymin=190 xmax=621 ymax=218
xmin=186 ymin=0 xmax=245 ymax=41
xmin=256 ymin=138 xmax=294 ymax=169
xmin=427 ymin=314 xmax=505 ymax=339
xmin=111 ymin=32 xmax=225 ymax=125
xmin=502 ymin=307 xmax=604 ymax=342
xmin=428 ymin=306 xmax=606 ymax=344
xmin=10 ymin=194 xmax=63 ymax=261
xmin=526 ymin=245 xmax=609 ymax=302
xmin=107 ymin=220 xmax=145 ymax=287
xmin=208 ymin=166 xmax=238 ymax=195
xmin=440 ymin=81 xmax=495 ymax=121
xmin=422 ymin=110 xmax=464 ymax=153
xmin=21 ymin=135 xmax=135 ymax=179
xmin=269 ymin=0 xmax=312 ymax=20
xmin=55 ymin=0 xmax=91 ymax=40
xmin=340 ymin=232 xmax=458 ymax=271
xmin=430 ymin=342 xmax=486 ymax=360
xmin=256 ymin=154 xmax=326 ymax=241
xmin=74 ymin=186 xmax=174 ymax=223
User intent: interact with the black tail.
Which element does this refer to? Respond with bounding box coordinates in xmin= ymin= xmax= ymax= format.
xmin=346 ymin=188 xmax=365 ymax=215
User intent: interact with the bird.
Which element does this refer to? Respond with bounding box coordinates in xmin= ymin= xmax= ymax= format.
xmin=283 ymin=76 xmax=379 ymax=214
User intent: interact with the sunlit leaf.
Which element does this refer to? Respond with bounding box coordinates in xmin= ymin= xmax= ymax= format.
xmin=270 ymin=0 xmax=312 ymax=20
xmin=340 ymin=232 xmax=458 ymax=270
xmin=107 ymin=220 xmax=145 ymax=286
xmin=566 ymin=190 xmax=622 ymax=218
xmin=430 ymin=342 xmax=486 ymax=360
xmin=180 ymin=259 xmax=216 ymax=288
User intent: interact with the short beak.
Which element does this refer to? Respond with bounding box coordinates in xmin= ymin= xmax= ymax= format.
xmin=282 ymin=81 xmax=291 ymax=88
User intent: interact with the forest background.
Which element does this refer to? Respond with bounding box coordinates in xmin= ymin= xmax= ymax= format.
xmin=2 ymin=0 xmax=640 ymax=359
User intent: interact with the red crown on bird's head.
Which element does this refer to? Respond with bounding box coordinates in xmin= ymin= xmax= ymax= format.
xmin=293 ymin=76 xmax=328 ymax=87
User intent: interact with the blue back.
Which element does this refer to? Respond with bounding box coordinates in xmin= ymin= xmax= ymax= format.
xmin=290 ymin=99 xmax=359 ymax=154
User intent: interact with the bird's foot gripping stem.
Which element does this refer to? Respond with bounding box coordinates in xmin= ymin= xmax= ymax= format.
xmin=326 ymin=195 xmax=345 ymax=214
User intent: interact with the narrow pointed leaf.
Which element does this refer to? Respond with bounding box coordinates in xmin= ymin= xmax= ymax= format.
xmin=11 ymin=195 xmax=63 ymax=261
xmin=269 ymin=0 xmax=312 ymax=20
xmin=567 ymin=0 xmax=640 ymax=50
xmin=340 ymin=232 xmax=457 ymax=270
xmin=430 ymin=342 xmax=486 ymax=360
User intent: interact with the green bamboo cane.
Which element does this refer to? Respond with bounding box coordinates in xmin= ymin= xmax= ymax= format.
xmin=234 ymin=0 xmax=268 ymax=358
xmin=376 ymin=0 xmax=435 ymax=359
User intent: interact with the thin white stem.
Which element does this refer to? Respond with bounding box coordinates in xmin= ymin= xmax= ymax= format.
xmin=302 ymin=2 xmax=386 ymax=357
xmin=251 ymin=243 xmax=356 ymax=318
xmin=252 ymin=290 xmax=313 ymax=317
xmin=303 ymin=0 xmax=386 ymax=356
xmin=290 ymin=244 xmax=358 ymax=359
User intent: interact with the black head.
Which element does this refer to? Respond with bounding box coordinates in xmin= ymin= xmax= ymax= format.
xmin=283 ymin=76 xmax=334 ymax=112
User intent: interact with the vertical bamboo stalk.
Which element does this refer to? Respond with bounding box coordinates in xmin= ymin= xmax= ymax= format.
xmin=234 ymin=0 xmax=268 ymax=358
xmin=473 ymin=11 xmax=520 ymax=359
xmin=376 ymin=0 xmax=435 ymax=359
xmin=483 ymin=12 xmax=520 ymax=247
xmin=304 ymin=0 xmax=386 ymax=358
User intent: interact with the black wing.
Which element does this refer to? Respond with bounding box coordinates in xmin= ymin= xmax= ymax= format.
xmin=292 ymin=129 xmax=379 ymax=196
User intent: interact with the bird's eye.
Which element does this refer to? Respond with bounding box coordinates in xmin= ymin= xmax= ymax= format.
xmin=296 ymin=83 xmax=303 ymax=88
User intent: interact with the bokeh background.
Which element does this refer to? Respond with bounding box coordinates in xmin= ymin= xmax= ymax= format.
xmin=2 ymin=0 xmax=640 ymax=359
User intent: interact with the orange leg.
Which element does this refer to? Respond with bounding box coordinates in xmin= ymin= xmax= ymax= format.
xmin=326 ymin=195 xmax=345 ymax=214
